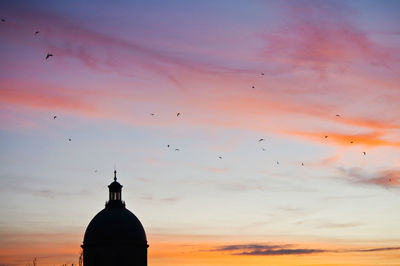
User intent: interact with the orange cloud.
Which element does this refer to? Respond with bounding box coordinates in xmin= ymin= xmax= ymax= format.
xmin=288 ymin=130 xmax=400 ymax=147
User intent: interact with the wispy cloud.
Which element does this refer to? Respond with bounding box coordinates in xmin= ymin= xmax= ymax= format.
xmin=318 ymin=222 xmax=362 ymax=229
xmin=139 ymin=195 xmax=180 ymax=204
xmin=0 ymin=83 xmax=100 ymax=117
xmin=288 ymin=130 xmax=400 ymax=147
xmin=205 ymin=168 xmax=230 ymax=173
xmin=2 ymin=4 xmax=400 ymax=151
xmin=211 ymin=243 xmax=400 ymax=256
xmin=337 ymin=167 xmax=400 ymax=188
xmin=215 ymin=244 xmax=323 ymax=256
xmin=1 ymin=8 xmax=243 ymax=78
xmin=217 ymin=180 xmax=266 ymax=192
xmin=263 ymin=1 xmax=398 ymax=74
xmin=0 ymin=174 xmax=90 ymax=199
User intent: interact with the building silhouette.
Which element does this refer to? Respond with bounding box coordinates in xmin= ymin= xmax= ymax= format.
xmin=82 ymin=170 xmax=148 ymax=266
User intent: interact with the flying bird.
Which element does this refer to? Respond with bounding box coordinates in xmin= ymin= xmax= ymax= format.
xmin=261 ymin=73 xmax=264 ymax=76
xmin=53 ymin=115 xmax=57 ymax=119
xmin=350 ymin=141 xmax=354 ymax=144
xmin=45 ymin=53 xmax=53 ymax=60
xmin=68 ymin=138 xmax=72 ymax=141
xmin=324 ymin=135 xmax=328 ymax=138
xmin=167 ymin=144 xmax=170 ymax=148
xmin=336 ymin=114 xmax=341 ymax=117
xmin=302 ymin=163 xmax=304 ymax=166
xmin=34 ymin=31 xmax=39 ymax=35
xmin=277 ymin=161 xmax=279 ymax=165
xmin=259 ymin=138 xmax=264 ymax=142
xmin=261 ymin=147 xmax=266 ymax=151
xmin=150 ymin=113 xmax=155 ymax=116
xmin=176 ymin=112 xmax=180 ymax=117
xmin=252 ymin=86 xmax=255 ymax=89
xmin=363 ymin=151 xmax=366 ymax=155
xmin=1 ymin=18 xmax=5 ymax=22
xmin=218 ymin=156 xmax=222 ymax=159
xmin=175 ymin=148 xmax=180 ymax=151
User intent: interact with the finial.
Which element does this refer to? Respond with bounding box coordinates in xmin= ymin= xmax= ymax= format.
xmin=114 ymin=170 xmax=117 ymax=181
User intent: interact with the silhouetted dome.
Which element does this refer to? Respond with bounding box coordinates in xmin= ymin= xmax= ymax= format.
xmin=84 ymin=206 xmax=147 ymax=245
xmin=82 ymin=170 xmax=148 ymax=266
xmin=109 ymin=180 xmax=122 ymax=191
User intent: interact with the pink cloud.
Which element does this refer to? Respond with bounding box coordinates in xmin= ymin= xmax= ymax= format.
xmin=1 ymin=9 xmax=244 ymax=79
xmin=0 ymin=81 xmax=100 ymax=117
xmin=3 ymin=76 xmax=400 ymax=150
xmin=338 ymin=167 xmax=400 ymax=188
xmin=262 ymin=2 xmax=398 ymax=74
xmin=1 ymin=4 xmax=399 ymax=152
xmin=362 ymin=170 xmax=400 ymax=187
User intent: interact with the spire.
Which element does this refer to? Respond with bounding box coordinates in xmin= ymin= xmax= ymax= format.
xmin=107 ymin=169 xmax=124 ymax=208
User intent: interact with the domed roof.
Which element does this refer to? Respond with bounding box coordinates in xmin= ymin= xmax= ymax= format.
xmin=108 ymin=170 xmax=123 ymax=191
xmin=108 ymin=180 xmax=122 ymax=191
xmin=84 ymin=206 xmax=147 ymax=246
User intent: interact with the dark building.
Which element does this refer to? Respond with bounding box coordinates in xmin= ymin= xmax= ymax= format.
xmin=82 ymin=171 xmax=148 ymax=266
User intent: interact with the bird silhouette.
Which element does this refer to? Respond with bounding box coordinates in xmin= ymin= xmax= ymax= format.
xmin=259 ymin=138 xmax=264 ymax=142
xmin=218 ymin=156 xmax=222 ymax=159
xmin=252 ymin=86 xmax=255 ymax=89
xmin=261 ymin=73 xmax=264 ymax=75
xmin=167 ymin=144 xmax=170 ymax=148
xmin=1 ymin=18 xmax=5 ymax=22
xmin=94 ymin=170 xmax=98 ymax=173
xmin=301 ymin=163 xmax=304 ymax=166
xmin=324 ymin=135 xmax=328 ymax=138
xmin=277 ymin=161 xmax=279 ymax=165
xmin=53 ymin=115 xmax=57 ymax=119
xmin=45 ymin=53 xmax=53 ymax=59
xmin=350 ymin=141 xmax=354 ymax=144
xmin=150 ymin=113 xmax=155 ymax=116
xmin=68 ymin=138 xmax=72 ymax=141
xmin=336 ymin=114 xmax=341 ymax=117
xmin=262 ymin=147 xmax=266 ymax=151
xmin=177 ymin=112 xmax=180 ymax=117
xmin=175 ymin=148 xmax=180 ymax=151
xmin=363 ymin=151 xmax=366 ymax=155
xmin=35 ymin=31 xmax=39 ymax=35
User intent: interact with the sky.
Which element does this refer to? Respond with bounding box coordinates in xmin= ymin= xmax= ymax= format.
xmin=0 ymin=0 xmax=400 ymax=265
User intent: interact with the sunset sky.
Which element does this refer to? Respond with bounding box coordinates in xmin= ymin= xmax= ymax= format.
xmin=1 ymin=0 xmax=400 ymax=265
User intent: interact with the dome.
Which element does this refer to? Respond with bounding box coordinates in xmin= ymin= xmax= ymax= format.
xmin=109 ymin=180 xmax=122 ymax=191
xmin=82 ymin=170 xmax=148 ymax=266
xmin=84 ymin=206 xmax=147 ymax=246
